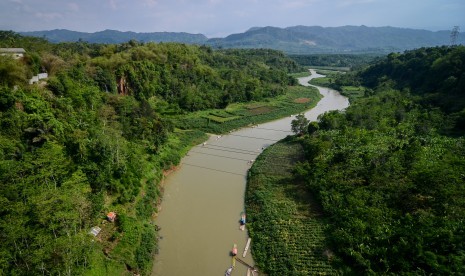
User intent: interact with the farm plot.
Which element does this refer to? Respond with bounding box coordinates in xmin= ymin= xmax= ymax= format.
xmin=203 ymin=110 xmax=242 ymax=123
xmin=246 ymin=140 xmax=341 ymax=275
xmin=175 ymin=85 xmax=321 ymax=134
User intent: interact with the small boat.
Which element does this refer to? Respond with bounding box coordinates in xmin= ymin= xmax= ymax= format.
xmin=231 ymin=244 xmax=238 ymax=256
xmin=239 ymin=212 xmax=246 ymax=231
xmin=225 ymin=266 xmax=233 ymax=276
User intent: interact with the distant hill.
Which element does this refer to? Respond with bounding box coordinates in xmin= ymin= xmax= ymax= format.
xmin=20 ymin=29 xmax=208 ymax=44
xmin=20 ymin=26 xmax=464 ymax=54
xmin=212 ymin=25 xmax=462 ymax=54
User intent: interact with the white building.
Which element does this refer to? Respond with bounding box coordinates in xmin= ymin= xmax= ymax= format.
xmin=0 ymin=48 xmax=26 ymax=59
xmin=29 ymin=73 xmax=48 ymax=85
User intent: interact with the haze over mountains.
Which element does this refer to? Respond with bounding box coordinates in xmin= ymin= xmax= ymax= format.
xmin=21 ymin=25 xmax=463 ymax=54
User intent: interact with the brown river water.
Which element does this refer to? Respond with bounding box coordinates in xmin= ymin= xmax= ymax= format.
xmin=152 ymin=70 xmax=349 ymax=276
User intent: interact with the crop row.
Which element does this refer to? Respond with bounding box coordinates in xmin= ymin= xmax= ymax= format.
xmin=246 ymin=140 xmax=340 ymax=275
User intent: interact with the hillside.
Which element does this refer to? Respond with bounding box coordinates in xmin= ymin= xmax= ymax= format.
xmin=290 ymin=46 xmax=465 ymax=274
xmin=0 ymin=32 xmax=306 ymax=275
xmin=245 ymin=46 xmax=465 ymax=275
xmin=20 ymin=29 xmax=208 ymax=44
xmin=20 ymin=25 xmax=464 ymax=54
xmin=216 ymin=25 xmax=462 ymax=54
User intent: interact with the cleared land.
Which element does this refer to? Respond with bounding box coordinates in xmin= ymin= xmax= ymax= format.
xmin=175 ymin=85 xmax=321 ymax=133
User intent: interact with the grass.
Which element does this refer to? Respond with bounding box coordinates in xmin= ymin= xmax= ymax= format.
xmin=289 ymin=71 xmax=312 ymax=78
xmin=340 ymin=85 xmax=365 ymax=101
xmin=310 ymin=66 xmax=351 ymax=72
xmin=245 ymin=138 xmax=342 ymax=275
xmin=174 ymin=85 xmax=322 ymax=134
xmin=308 ymin=72 xmax=365 ymax=103
xmin=309 ymin=77 xmax=333 ymax=87
xmin=203 ymin=114 xmax=242 ymax=123
xmin=85 ymin=247 xmax=131 ymax=276
xmin=154 ymin=129 xmax=208 ymax=169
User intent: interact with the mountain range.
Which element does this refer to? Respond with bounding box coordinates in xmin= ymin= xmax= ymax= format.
xmin=20 ymin=25 xmax=463 ymax=54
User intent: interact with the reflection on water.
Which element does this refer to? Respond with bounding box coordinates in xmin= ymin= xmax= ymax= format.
xmin=152 ymin=69 xmax=349 ymax=276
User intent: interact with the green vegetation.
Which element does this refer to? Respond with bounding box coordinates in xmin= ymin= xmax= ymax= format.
xmin=295 ymin=91 xmax=465 ymax=274
xmin=246 ymin=139 xmax=345 ymax=275
xmin=248 ymin=46 xmax=465 ymax=274
xmin=0 ymin=31 xmax=315 ymax=275
xmin=247 ymin=46 xmax=465 ymax=275
xmin=310 ymin=76 xmax=365 ymax=102
xmin=290 ymin=114 xmax=310 ymax=135
xmin=21 ymin=26 xmax=463 ymax=55
xmin=359 ymin=46 xmax=465 ymax=133
xmin=288 ymin=71 xmax=311 ymax=79
xmin=309 ymin=69 xmax=366 ymax=102
xmin=175 ymin=85 xmax=321 ymax=133
xmin=290 ymin=54 xmax=380 ymax=68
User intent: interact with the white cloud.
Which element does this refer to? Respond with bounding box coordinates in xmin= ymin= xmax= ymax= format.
xmin=336 ymin=0 xmax=376 ymax=8
xmin=277 ymin=0 xmax=320 ymax=9
xmin=35 ymin=12 xmax=63 ymax=21
xmin=143 ymin=0 xmax=158 ymax=7
xmin=233 ymin=10 xmax=249 ymax=17
xmin=68 ymin=3 xmax=80 ymax=12
xmin=109 ymin=0 xmax=117 ymax=10
xmin=8 ymin=0 xmax=32 ymax=12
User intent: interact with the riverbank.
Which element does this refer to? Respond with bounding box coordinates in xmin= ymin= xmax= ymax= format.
xmin=308 ymin=69 xmax=365 ymax=102
xmin=151 ymin=69 xmax=349 ymax=275
xmin=245 ymin=138 xmax=342 ymax=274
xmin=174 ymin=84 xmax=321 ymax=134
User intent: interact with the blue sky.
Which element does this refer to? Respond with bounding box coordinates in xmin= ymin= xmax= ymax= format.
xmin=1 ymin=0 xmax=464 ymax=37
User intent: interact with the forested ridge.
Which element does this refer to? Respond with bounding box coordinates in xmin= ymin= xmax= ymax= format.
xmin=291 ymin=46 xmax=465 ymax=274
xmin=0 ymin=31 xmax=305 ymax=275
xmin=22 ymin=26 xmax=464 ymax=54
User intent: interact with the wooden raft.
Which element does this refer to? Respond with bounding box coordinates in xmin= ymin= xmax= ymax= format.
xmin=243 ymin=238 xmax=251 ymax=257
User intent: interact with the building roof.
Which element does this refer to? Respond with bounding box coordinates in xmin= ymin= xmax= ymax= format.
xmin=90 ymin=226 xmax=101 ymax=237
xmin=107 ymin=212 xmax=116 ymax=221
xmin=0 ymin=48 xmax=26 ymax=53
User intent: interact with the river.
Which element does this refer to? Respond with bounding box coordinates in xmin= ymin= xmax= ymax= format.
xmin=152 ymin=69 xmax=349 ymax=276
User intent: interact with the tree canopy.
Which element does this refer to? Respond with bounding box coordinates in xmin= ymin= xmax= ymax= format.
xmin=0 ymin=32 xmax=305 ymax=275
xmin=293 ymin=46 xmax=465 ymax=274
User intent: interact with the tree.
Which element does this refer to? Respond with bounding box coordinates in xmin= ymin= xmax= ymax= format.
xmin=307 ymin=121 xmax=320 ymax=135
xmin=0 ymin=56 xmax=27 ymax=87
xmin=291 ymin=114 xmax=309 ymax=135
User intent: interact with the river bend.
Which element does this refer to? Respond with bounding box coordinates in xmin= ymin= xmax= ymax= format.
xmin=152 ymin=69 xmax=349 ymax=275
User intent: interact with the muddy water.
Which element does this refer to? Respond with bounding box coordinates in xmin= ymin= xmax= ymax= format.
xmin=152 ymin=70 xmax=349 ymax=276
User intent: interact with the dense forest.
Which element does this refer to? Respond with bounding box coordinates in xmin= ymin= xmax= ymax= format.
xmin=289 ymin=53 xmax=380 ymax=68
xmin=0 ymin=31 xmax=305 ymax=275
xmin=290 ymin=46 xmax=465 ymax=274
